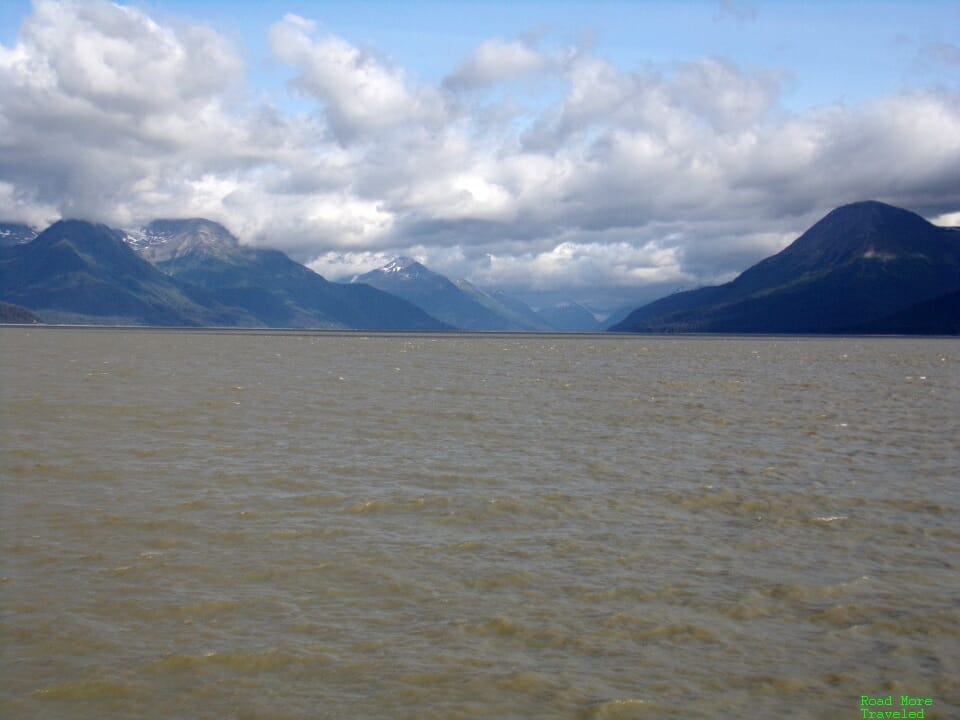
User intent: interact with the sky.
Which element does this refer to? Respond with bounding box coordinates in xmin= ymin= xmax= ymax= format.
xmin=1 ymin=0 xmax=959 ymax=310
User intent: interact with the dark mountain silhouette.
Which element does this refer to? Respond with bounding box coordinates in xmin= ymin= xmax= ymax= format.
xmin=354 ymin=257 xmax=536 ymax=331
xmin=843 ymin=288 xmax=960 ymax=335
xmin=131 ymin=219 xmax=450 ymax=331
xmin=610 ymin=201 xmax=960 ymax=334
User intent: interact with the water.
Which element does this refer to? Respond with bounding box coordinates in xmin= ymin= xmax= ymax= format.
xmin=1 ymin=327 xmax=958 ymax=719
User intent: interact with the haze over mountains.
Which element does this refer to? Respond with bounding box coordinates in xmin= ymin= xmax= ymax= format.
xmin=1 ymin=201 xmax=958 ymax=334
xmin=352 ymin=257 xmax=591 ymax=332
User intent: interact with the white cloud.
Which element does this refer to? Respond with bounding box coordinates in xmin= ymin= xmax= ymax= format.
xmin=476 ymin=239 xmax=691 ymax=291
xmin=1 ymin=1 xmax=958 ymax=310
xmin=0 ymin=180 xmax=57 ymax=228
xmin=672 ymin=58 xmax=782 ymax=132
xmin=931 ymin=211 xmax=960 ymax=227
xmin=306 ymin=250 xmax=397 ymax=280
xmin=445 ymin=38 xmax=549 ymax=90
xmin=269 ymin=14 xmax=447 ymax=143
xmin=0 ymin=0 xmax=249 ymax=224
xmin=19 ymin=0 xmax=241 ymax=111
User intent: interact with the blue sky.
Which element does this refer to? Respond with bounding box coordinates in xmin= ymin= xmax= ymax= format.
xmin=1 ymin=1 xmax=958 ymax=308
xmin=3 ymin=1 xmax=954 ymax=110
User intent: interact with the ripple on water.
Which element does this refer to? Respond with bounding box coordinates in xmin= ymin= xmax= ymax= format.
xmin=3 ymin=330 xmax=958 ymax=720
xmin=33 ymin=678 xmax=140 ymax=701
xmin=584 ymin=698 xmax=668 ymax=720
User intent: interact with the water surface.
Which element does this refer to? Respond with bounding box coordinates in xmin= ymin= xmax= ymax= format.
xmin=2 ymin=328 xmax=958 ymax=719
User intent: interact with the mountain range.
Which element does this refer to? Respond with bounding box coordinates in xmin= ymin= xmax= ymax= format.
xmin=610 ymin=201 xmax=960 ymax=334
xmin=0 ymin=218 xmax=598 ymax=331
xmin=352 ymin=257 xmax=539 ymax=331
xmin=0 ymin=220 xmax=448 ymax=330
xmin=1 ymin=201 xmax=957 ymax=333
xmin=127 ymin=220 xmax=450 ymax=331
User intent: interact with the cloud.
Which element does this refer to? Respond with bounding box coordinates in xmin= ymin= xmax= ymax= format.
xmin=307 ymin=249 xmax=400 ymax=280
xmin=269 ymin=14 xmax=447 ymax=143
xmin=444 ymin=38 xmax=549 ymax=90
xmin=0 ymin=0 xmax=249 ymax=224
xmin=672 ymin=58 xmax=783 ymax=132
xmin=931 ymin=210 xmax=960 ymax=227
xmin=1 ymin=1 xmax=959 ymax=310
xmin=476 ymin=239 xmax=691 ymax=291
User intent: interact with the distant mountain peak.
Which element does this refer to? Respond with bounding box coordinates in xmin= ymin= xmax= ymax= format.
xmin=379 ymin=256 xmax=427 ymax=274
xmin=829 ymin=199 xmax=917 ymax=218
xmin=146 ymin=217 xmax=235 ymax=236
xmin=0 ymin=218 xmax=220 ymax=326
xmin=789 ymin=200 xmax=937 ymax=261
xmin=611 ymin=201 xmax=960 ymax=334
xmin=389 ymin=255 xmax=419 ymax=268
xmin=128 ymin=218 xmax=240 ymax=263
xmin=355 ymin=257 xmax=545 ymax=331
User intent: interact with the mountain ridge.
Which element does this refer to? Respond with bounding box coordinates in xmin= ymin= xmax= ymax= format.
xmin=129 ymin=220 xmax=452 ymax=331
xmin=354 ymin=258 xmax=538 ymax=331
xmin=354 ymin=256 xmax=606 ymax=331
xmin=610 ymin=201 xmax=960 ymax=334
xmin=0 ymin=220 xmax=246 ymax=326
xmin=0 ymin=219 xmax=451 ymax=330
xmin=2 ymin=202 xmax=957 ymax=333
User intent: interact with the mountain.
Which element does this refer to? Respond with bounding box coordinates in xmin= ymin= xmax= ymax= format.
xmin=0 ymin=301 xmax=42 ymax=324
xmin=536 ymin=302 xmax=604 ymax=332
xmin=603 ymin=293 xmax=688 ymax=329
xmin=0 ymin=218 xmax=450 ymax=329
xmin=482 ymin=289 xmax=557 ymax=331
xmin=843 ymin=288 xmax=960 ymax=335
xmin=601 ymin=303 xmax=639 ymax=330
xmin=452 ymin=280 xmax=555 ymax=331
xmin=610 ymin=201 xmax=960 ymax=334
xmin=0 ymin=222 xmax=37 ymax=246
xmin=131 ymin=220 xmax=449 ymax=331
xmin=354 ymin=257 xmax=534 ymax=331
xmin=0 ymin=220 xmax=247 ymax=326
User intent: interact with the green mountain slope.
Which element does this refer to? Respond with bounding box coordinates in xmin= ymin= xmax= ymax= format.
xmin=0 ymin=220 xmax=250 ymax=326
